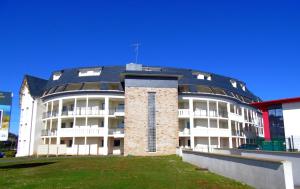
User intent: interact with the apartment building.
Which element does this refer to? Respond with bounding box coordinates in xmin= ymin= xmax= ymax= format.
xmin=16 ymin=63 xmax=263 ymax=156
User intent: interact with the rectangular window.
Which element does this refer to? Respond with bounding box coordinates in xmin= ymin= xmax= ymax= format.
xmin=148 ymin=92 xmax=156 ymax=152
xmin=67 ymin=140 xmax=72 ymax=147
xmin=99 ymin=139 xmax=104 ymax=147
xmin=114 ymin=139 xmax=121 ymax=147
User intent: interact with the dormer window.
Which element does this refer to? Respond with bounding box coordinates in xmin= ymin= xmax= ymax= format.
xmin=193 ymin=72 xmax=211 ymax=81
xmin=230 ymin=80 xmax=237 ymax=88
xmin=78 ymin=68 xmax=101 ymax=77
xmin=53 ymin=72 xmax=62 ymax=80
xmin=240 ymin=84 xmax=246 ymax=91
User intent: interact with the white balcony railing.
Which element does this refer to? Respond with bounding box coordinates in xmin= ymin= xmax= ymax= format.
xmin=59 ymin=127 xmax=105 ymax=137
xmin=178 ymin=109 xmax=190 ymax=117
xmin=109 ymin=107 xmax=125 ymax=116
xmin=42 ymin=111 xmax=59 ymax=119
xmin=179 ymin=128 xmax=190 ymax=135
xmin=74 ymin=107 xmax=105 ymax=116
xmin=108 ymin=128 xmax=124 ymax=135
xmin=194 ymin=110 xmax=208 ymax=117
xmin=41 ymin=129 xmax=57 ymax=136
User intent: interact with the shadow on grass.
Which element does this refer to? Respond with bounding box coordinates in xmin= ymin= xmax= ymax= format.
xmin=0 ymin=162 xmax=56 ymax=169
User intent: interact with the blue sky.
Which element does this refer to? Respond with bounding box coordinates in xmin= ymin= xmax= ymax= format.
xmin=0 ymin=0 xmax=299 ymax=135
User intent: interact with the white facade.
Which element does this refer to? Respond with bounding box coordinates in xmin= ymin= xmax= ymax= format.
xmin=16 ymin=65 xmax=263 ymax=156
xmin=16 ymin=85 xmax=43 ymax=157
xmin=178 ymin=95 xmax=264 ymax=152
xmin=17 ymin=88 xmax=263 ymax=156
xmin=282 ymin=102 xmax=300 ymax=150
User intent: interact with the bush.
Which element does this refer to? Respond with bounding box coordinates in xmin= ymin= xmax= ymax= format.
xmin=3 ymin=150 xmax=16 ymax=158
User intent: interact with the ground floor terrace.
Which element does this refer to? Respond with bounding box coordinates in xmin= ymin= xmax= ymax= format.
xmin=179 ymin=136 xmax=257 ymax=152
xmin=40 ymin=137 xmax=124 ymax=156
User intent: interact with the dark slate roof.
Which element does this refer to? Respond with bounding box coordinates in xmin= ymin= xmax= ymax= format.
xmin=45 ymin=66 xmax=125 ymax=89
xmin=24 ymin=65 xmax=261 ymax=102
xmin=24 ymin=75 xmax=48 ymax=98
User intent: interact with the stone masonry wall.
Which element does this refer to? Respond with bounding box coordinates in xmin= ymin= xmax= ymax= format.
xmin=124 ymin=87 xmax=178 ymax=156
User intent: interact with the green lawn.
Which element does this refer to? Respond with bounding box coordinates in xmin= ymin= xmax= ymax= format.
xmin=0 ymin=155 xmax=252 ymax=189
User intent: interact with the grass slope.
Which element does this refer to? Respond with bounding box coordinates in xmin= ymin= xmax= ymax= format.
xmin=0 ymin=155 xmax=252 ymax=189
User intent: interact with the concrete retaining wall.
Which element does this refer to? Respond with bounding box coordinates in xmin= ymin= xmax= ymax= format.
xmin=182 ymin=150 xmax=294 ymax=189
xmin=214 ymin=148 xmax=300 ymax=186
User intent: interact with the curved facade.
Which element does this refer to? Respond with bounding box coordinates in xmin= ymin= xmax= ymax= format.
xmin=16 ymin=63 xmax=264 ymax=157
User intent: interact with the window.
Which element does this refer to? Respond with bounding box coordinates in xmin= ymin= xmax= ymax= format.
xmin=148 ymin=92 xmax=156 ymax=152
xmin=230 ymin=80 xmax=237 ymax=88
xmin=64 ymin=83 xmax=82 ymax=91
xmin=193 ymin=72 xmax=212 ymax=80
xmin=82 ymin=82 xmax=101 ymax=90
xmin=99 ymin=140 xmax=104 ymax=147
xmin=108 ymin=83 xmax=119 ymax=90
xmin=55 ymin=85 xmax=66 ymax=93
xmin=53 ymin=72 xmax=62 ymax=80
xmin=78 ymin=68 xmax=101 ymax=77
xmin=61 ymin=123 xmax=66 ymax=128
xmin=47 ymin=86 xmax=58 ymax=95
xmin=114 ymin=139 xmax=121 ymax=147
xmin=197 ymin=85 xmax=213 ymax=94
xmin=212 ymin=87 xmax=226 ymax=95
xmin=230 ymin=104 xmax=235 ymax=113
xmin=67 ymin=140 xmax=72 ymax=147
xmin=268 ymin=106 xmax=285 ymax=139
xmin=240 ymin=84 xmax=246 ymax=91
xmin=179 ymin=85 xmax=189 ymax=93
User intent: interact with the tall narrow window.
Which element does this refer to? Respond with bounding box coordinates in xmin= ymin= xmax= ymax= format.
xmin=148 ymin=92 xmax=156 ymax=152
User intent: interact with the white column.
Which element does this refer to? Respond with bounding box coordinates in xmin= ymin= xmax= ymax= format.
xmin=216 ymin=101 xmax=219 ymax=117
xmin=103 ymin=97 xmax=109 ymax=155
xmin=85 ymin=97 xmax=88 ymax=126
xmin=218 ymin=137 xmax=221 ymax=148
xmin=208 ymin=137 xmax=211 ymax=152
xmin=57 ymin=99 xmax=62 ymax=145
xmin=207 ymin=100 xmax=210 ymax=128
xmin=227 ymin=102 xmax=232 ymax=148
xmin=189 ymin=98 xmax=195 ymax=150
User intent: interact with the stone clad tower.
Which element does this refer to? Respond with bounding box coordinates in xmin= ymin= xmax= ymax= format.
xmin=123 ymin=64 xmax=180 ymax=156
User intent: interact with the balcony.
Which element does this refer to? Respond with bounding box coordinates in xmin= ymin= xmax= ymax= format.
xmin=109 ymin=106 xmax=125 ymax=117
xmin=42 ymin=111 xmax=59 ymax=119
xmin=59 ymin=107 xmax=106 ymax=117
xmin=59 ymin=127 xmax=105 ymax=137
xmin=208 ymin=110 xmax=218 ymax=117
xmin=193 ymin=127 xmax=230 ymax=137
xmin=76 ymin=107 xmax=106 ymax=116
xmin=41 ymin=129 xmax=57 ymax=136
xmin=178 ymin=109 xmax=190 ymax=117
xmin=194 ymin=110 xmax=208 ymax=117
xmin=179 ymin=128 xmax=190 ymax=136
xmin=108 ymin=128 xmax=124 ymax=135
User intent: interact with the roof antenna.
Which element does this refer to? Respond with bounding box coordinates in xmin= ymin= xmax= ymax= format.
xmin=132 ymin=43 xmax=140 ymax=63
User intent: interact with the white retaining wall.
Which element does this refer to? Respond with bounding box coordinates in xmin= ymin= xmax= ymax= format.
xmin=214 ymin=149 xmax=300 ymax=187
xmin=182 ymin=150 xmax=294 ymax=189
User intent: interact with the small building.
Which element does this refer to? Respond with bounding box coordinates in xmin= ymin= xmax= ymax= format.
xmin=252 ymin=97 xmax=300 ymax=151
